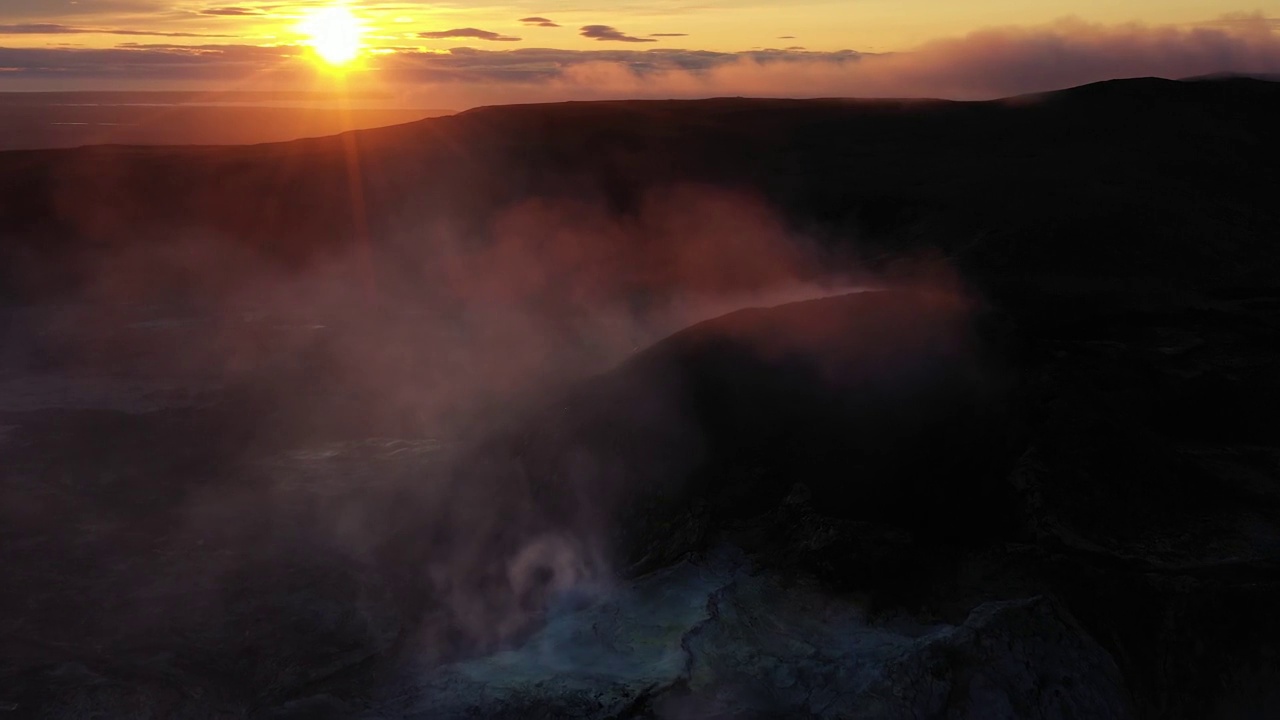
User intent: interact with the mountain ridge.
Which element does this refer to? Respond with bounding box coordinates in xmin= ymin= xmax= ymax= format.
xmin=1 ymin=76 xmax=1278 ymax=304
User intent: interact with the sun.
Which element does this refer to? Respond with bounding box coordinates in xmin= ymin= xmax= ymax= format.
xmin=299 ymin=6 xmax=364 ymax=68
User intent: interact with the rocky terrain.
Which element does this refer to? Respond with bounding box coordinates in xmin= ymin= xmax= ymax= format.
xmin=1 ymin=77 xmax=1279 ymax=718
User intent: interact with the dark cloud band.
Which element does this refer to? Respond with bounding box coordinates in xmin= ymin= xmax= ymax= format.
xmin=201 ymin=7 xmax=263 ymax=16
xmin=580 ymin=25 xmax=656 ymax=43
xmin=420 ymin=28 xmax=522 ymax=42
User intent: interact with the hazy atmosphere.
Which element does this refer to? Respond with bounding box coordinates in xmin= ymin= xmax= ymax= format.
xmin=2 ymin=2 xmax=1279 ymax=720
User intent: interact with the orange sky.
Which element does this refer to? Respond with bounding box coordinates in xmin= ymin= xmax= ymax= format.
xmin=1 ymin=2 xmax=1278 ymax=100
xmin=3 ymin=1 xmax=1277 ymax=52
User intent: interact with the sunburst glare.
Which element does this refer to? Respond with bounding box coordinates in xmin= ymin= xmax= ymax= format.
xmin=299 ymin=5 xmax=365 ymax=68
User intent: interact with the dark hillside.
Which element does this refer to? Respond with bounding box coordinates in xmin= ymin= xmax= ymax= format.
xmin=2 ymin=77 xmax=1278 ymax=302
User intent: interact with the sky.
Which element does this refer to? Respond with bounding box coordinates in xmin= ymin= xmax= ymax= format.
xmin=1 ymin=1 xmax=1279 ymax=105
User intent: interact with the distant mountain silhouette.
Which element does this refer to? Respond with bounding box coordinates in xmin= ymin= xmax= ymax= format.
xmin=1181 ymin=71 xmax=1280 ymax=82
xmin=0 ymin=77 xmax=1277 ymax=304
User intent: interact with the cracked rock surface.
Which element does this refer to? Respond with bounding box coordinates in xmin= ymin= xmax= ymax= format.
xmin=372 ymin=549 xmax=1131 ymax=720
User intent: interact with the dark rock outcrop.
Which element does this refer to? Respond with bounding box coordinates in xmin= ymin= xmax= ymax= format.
xmin=372 ymin=286 xmax=1280 ymax=719
xmin=466 ymin=289 xmax=1019 ymax=577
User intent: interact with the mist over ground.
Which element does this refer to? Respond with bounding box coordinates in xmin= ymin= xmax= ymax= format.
xmin=1 ymin=180 xmax=912 ymax=705
xmin=2 ymin=78 xmax=1280 ymax=719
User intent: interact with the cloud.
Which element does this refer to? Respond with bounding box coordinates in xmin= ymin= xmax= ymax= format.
xmin=0 ymin=0 xmax=165 ymax=20
xmin=200 ymin=6 xmax=263 ymax=15
xmin=0 ymin=23 xmax=234 ymax=38
xmin=381 ymin=16 xmax=1280 ymax=106
xmin=520 ymin=17 xmax=560 ymax=28
xmin=778 ymin=36 xmax=796 ymax=39
xmin=580 ymin=25 xmax=656 ymax=43
xmin=1205 ymin=11 xmax=1280 ymax=28
xmin=0 ymin=44 xmax=304 ymax=86
xmin=852 ymin=14 xmax=1280 ymax=98
xmin=650 ymin=33 xmax=688 ymax=38
xmin=3 ymin=15 xmax=1280 ymax=102
xmin=377 ymin=47 xmax=771 ymax=84
xmin=420 ymin=28 xmax=522 ymax=42
xmin=0 ymin=23 xmax=89 ymax=34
